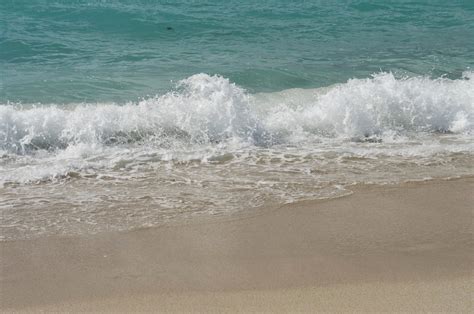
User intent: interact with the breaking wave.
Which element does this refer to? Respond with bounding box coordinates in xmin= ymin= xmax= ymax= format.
xmin=1 ymin=72 xmax=473 ymax=155
xmin=1 ymin=72 xmax=473 ymax=186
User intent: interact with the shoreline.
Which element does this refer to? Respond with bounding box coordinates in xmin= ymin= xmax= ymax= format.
xmin=1 ymin=177 xmax=473 ymax=312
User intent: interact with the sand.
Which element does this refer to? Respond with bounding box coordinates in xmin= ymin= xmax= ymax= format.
xmin=1 ymin=178 xmax=473 ymax=312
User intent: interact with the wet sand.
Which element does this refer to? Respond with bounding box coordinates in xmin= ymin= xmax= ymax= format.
xmin=1 ymin=178 xmax=473 ymax=312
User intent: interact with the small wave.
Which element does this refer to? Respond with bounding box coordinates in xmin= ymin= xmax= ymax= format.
xmin=1 ymin=72 xmax=472 ymax=156
xmin=0 ymin=74 xmax=268 ymax=155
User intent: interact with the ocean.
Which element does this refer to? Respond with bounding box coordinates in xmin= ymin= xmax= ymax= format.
xmin=1 ymin=1 xmax=473 ymax=240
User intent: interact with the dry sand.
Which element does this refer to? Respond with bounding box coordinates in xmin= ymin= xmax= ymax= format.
xmin=1 ymin=178 xmax=473 ymax=312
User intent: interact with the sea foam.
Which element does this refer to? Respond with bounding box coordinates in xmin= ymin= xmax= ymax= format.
xmin=0 ymin=72 xmax=473 ymax=185
xmin=1 ymin=72 xmax=472 ymax=154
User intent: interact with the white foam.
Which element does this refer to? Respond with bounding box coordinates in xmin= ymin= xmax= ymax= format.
xmin=0 ymin=72 xmax=473 ymax=184
xmin=258 ymin=72 xmax=473 ymax=141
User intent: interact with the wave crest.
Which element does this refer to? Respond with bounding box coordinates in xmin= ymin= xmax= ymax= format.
xmin=1 ymin=72 xmax=473 ymax=155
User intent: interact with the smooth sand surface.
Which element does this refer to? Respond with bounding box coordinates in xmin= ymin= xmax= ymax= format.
xmin=1 ymin=178 xmax=473 ymax=312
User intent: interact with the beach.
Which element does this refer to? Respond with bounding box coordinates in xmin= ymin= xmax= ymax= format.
xmin=2 ymin=1 xmax=474 ymax=312
xmin=2 ymin=177 xmax=472 ymax=312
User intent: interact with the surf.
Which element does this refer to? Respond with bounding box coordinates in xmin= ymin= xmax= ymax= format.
xmin=1 ymin=72 xmax=472 ymax=156
xmin=1 ymin=72 xmax=473 ymax=240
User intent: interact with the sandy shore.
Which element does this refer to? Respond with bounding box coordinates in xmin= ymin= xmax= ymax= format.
xmin=1 ymin=178 xmax=473 ymax=312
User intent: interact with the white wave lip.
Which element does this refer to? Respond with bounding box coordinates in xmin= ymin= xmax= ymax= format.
xmin=1 ymin=72 xmax=473 ymax=154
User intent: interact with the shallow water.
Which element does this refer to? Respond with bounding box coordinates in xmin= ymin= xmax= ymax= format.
xmin=1 ymin=1 xmax=473 ymax=240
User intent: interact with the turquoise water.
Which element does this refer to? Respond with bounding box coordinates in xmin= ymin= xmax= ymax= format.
xmin=1 ymin=0 xmax=473 ymax=103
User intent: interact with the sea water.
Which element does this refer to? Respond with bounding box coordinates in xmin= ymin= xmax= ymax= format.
xmin=1 ymin=1 xmax=473 ymax=240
